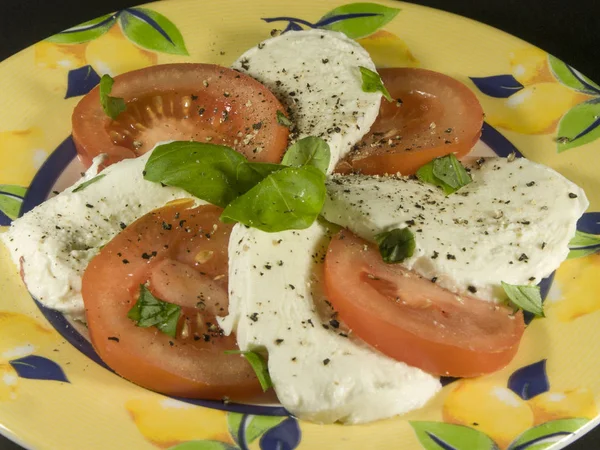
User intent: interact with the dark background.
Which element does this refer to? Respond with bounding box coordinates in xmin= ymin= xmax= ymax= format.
xmin=0 ymin=0 xmax=599 ymax=449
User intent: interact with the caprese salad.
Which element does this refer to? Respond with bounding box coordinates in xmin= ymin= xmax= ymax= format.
xmin=1 ymin=29 xmax=588 ymax=425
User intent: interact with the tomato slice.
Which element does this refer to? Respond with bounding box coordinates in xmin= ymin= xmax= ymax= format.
xmin=324 ymin=230 xmax=525 ymax=377
xmin=81 ymin=202 xmax=261 ymax=399
xmin=72 ymin=63 xmax=289 ymax=168
xmin=335 ymin=68 xmax=484 ymax=176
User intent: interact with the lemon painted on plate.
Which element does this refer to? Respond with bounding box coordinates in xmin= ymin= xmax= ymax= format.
xmin=0 ymin=312 xmax=57 ymax=403
xmin=0 ymin=364 xmax=19 ymax=402
xmin=509 ymin=47 xmax=554 ymax=86
xmin=356 ymin=30 xmax=419 ymax=68
xmin=0 ymin=312 xmax=56 ymax=357
xmin=125 ymin=397 xmax=233 ymax=448
xmin=482 ymin=82 xmax=591 ymax=134
xmin=551 ymin=253 xmax=600 ymax=321
xmin=443 ymin=379 xmax=534 ymax=449
xmin=85 ymin=25 xmax=158 ymax=76
xmin=34 ymin=41 xmax=87 ymax=70
xmin=0 ymin=128 xmax=48 ymax=186
xmin=529 ymin=388 xmax=598 ymax=425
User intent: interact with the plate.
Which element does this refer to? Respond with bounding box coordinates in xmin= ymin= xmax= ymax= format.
xmin=1 ymin=1 xmax=599 ymax=449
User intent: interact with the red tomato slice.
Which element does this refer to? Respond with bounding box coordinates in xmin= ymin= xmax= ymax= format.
xmin=72 ymin=63 xmax=289 ymax=168
xmin=81 ymin=201 xmax=261 ymax=399
xmin=324 ymin=230 xmax=525 ymax=377
xmin=335 ymin=68 xmax=484 ymax=176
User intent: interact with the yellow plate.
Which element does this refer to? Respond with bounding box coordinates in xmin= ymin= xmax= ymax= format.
xmin=1 ymin=1 xmax=599 ymax=449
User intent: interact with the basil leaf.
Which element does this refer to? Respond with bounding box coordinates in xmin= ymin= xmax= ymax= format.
xmin=144 ymin=142 xmax=272 ymax=207
xmin=433 ymin=154 xmax=472 ymax=188
xmin=416 ymin=154 xmax=472 ymax=195
xmin=359 ymin=66 xmax=392 ymax=102
xmin=224 ymin=350 xmax=272 ymax=391
xmin=127 ymin=285 xmax=182 ymax=337
xmin=72 ymin=174 xmax=106 ymax=193
xmin=243 ymin=162 xmax=284 ymax=179
xmin=221 ymin=166 xmax=326 ymax=232
xmin=501 ymin=281 xmax=544 ymax=317
xmin=374 ymin=228 xmax=415 ymax=263
xmin=281 ymin=136 xmax=331 ymax=175
xmin=99 ymin=74 xmax=126 ymax=120
xmin=276 ymin=110 xmax=292 ymax=127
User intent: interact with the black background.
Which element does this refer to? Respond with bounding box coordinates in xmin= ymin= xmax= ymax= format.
xmin=0 ymin=0 xmax=599 ymax=449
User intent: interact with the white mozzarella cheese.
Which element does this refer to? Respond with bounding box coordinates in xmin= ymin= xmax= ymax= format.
xmin=232 ymin=29 xmax=382 ymax=173
xmin=321 ymin=157 xmax=589 ymax=302
xmin=220 ymin=222 xmax=440 ymax=424
xmin=0 ymin=151 xmax=203 ymax=318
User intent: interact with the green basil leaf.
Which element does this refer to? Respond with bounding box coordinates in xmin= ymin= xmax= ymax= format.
xmin=281 ymin=136 xmax=331 ymax=174
xmin=416 ymin=162 xmax=447 ymax=193
xmin=224 ymin=350 xmax=272 ymax=391
xmin=359 ymin=66 xmax=392 ymax=101
xmin=374 ymin=228 xmax=415 ymax=263
xmin=433 ymin=154 xmax=472 ymax=189
xmin=501 ymin=281 xmax=544 ymax=317
xmin=243 ymin=162 xmax=285 ymax=179
xmin=416 ymin=154 xmax=472 ymax=195
xmin=144 ymin=142 xmax=269 ymax=208
xmin=0 ymin=184 xmax=27 ymax=220
xmin=119 ymin=7 xmax=188 ymax=56
xmin=45 ymin=13 xmax=116 ymax=44
xmin=548 ymin=55 xmax=600 ymax=95
xmin=99 ymin=74 xmax=126 ymax=120
xmin=555 ymin=99 xmax=600 ymax=153
xmin=276 ymin=110 xmax=292 ymax=128
xmin=220 ymin=166 xmax=326 ymax=232
xmin=318 ymin=3 xmax=401 ymax=39
xmin=72 ymin=174 xmax=106 ymax=193
xmin=128 ymin=285 xmax=181 ymax=337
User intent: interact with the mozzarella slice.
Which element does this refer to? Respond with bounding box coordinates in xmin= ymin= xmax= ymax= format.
xmin=231 ymin=29 xmax=382 ymax=173
xmin=0 ymin=151 xmax=204 ymax=318
xmin=322 ymin=157 xmax=589 ymax=302
xmin=220 ymin=221 xmax=440 ymax=424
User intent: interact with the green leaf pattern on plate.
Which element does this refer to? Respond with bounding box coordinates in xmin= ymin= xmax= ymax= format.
xmin=548 ymin=55 xmax=600 ymax=95
xmin=45 ymin=8 xmax=187 ymax=56
xmin=568 ymin=229 xmax=600 ymax=259
xmin=318 ymin=3 xmax=400 ymax=39
xmin=168 ymin=441 xmax=238 ymax=450
xmin=556 ymin=98 xmax=600 ymax=152
xmin=569 ymin=230 xmax=600 ymax=247
xmin=119 ymin=8 xmax=189 ymax=56
xmin=45 ymin=13 xmax=117 ymax=44
xmin=0 ymin=184 xmax=27 ymax=220
xmin=166 ymin=413 xmax=287 ymax=450
xmin=410 ymin=421 xmax=500 ymax=450
xmin=547 ymin=55 xmax=600 ymax=152
xmin=507 ymin=418 xmax=589 ymax=450
xmin=227 ymin=413 xmax=286 ymax=446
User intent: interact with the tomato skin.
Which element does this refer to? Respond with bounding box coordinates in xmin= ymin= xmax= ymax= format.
xmin=324 ymin=230 xmax=525 ymax=377
xmin=82 ymin=202 xmax=261 ymax=399
xmin=72 ymin=63 xmax=289 ymax=168
xmin=336 ymin=68 xmax=483 ymax=176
